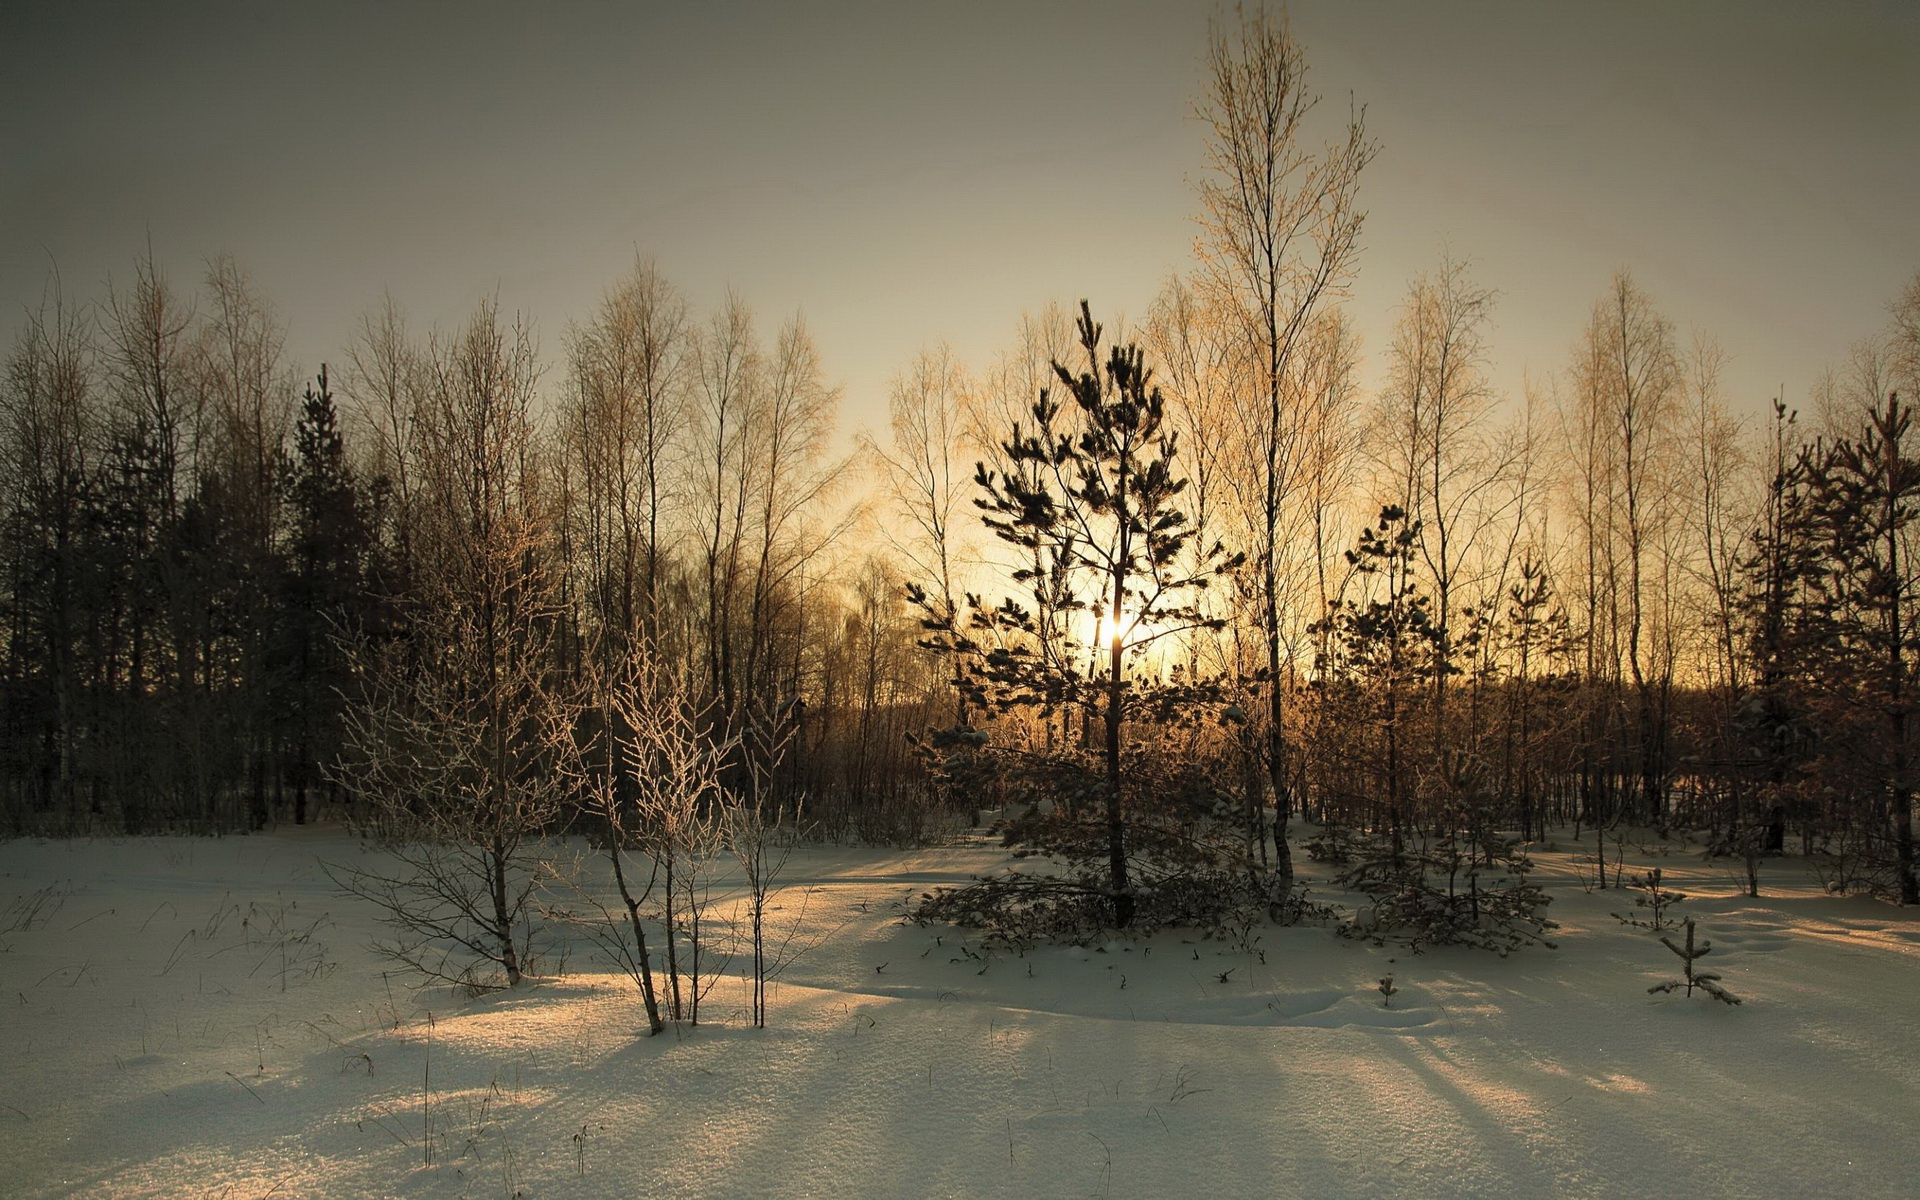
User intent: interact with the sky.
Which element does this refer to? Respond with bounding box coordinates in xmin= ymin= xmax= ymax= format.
xmin=3 ymin=1 xmax=1917 ymax=441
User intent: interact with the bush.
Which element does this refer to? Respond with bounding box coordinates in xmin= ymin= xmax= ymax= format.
xmin=1336 ymin=822 xmax=1556 ymax=955
xmin=911 ymin=745 xmax=1330 ymax=949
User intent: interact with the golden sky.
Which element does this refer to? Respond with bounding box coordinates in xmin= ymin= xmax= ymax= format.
xmin=3 ymin=1 xmax=1916 ymax=435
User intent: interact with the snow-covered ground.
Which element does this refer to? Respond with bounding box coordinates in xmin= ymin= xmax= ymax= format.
xmin=2 ymin=826 xmax=1916 ymax=1198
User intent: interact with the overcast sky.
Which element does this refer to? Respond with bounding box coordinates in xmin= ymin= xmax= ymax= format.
xmin=3 ymin=1 xmax=1916 ymax=437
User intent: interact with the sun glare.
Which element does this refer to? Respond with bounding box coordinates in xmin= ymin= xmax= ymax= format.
xmin=1096 ymin=607 xmax=1140 ymax=648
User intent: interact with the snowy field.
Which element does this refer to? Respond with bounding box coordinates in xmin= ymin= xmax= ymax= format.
xmin=2 ymin=826 xmax=1917 ymax=1199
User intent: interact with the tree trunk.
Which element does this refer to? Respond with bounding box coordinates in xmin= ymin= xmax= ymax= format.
xmin=491 ymin=842 xmax=521 ymax=985
xmin=1105 ymin=627 xmax=1132 ymax=928
xmin=609 ymin=840 xmax=665 ymax=1035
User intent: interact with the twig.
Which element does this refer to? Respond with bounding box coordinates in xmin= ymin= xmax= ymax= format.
xmin=66 ymin=908 xmax=114 ymax=933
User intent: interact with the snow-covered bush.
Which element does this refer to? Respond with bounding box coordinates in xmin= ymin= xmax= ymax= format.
xmin=551 ymin=642 xmax=737 ymax=1034
xmin=328 ymin=622 xmax=567 ymax=992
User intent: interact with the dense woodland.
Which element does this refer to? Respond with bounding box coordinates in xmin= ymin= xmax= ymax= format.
xmin=3 ymin=12 xmax=1917 ymax=929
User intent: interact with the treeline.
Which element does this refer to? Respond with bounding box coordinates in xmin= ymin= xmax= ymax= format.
xmin=3 ymin=10 xmax=1917 ymax=919
xmin=1264 ymin=268 xmax=1920 ymax=907
xmin=876 ymin=9 xmax=1920 ymax=916
xmin=885 ymin=262 xmax=1920 ymax=925
xmin=0 ymin=260 xmax=945 ymax=839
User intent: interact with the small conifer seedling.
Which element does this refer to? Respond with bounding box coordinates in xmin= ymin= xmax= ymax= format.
xmin=1613 ymin=867 xmax=1687 ymax=930
xmin=1647 ymin=918 xmax=1741 ymax=1005
xmin=1377 ymin=975 xmax=1398 ymax=1008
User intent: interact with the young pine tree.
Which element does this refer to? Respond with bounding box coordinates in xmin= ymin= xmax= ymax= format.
xmin=915 ymin=302 xmax=1240 ymax=929
xmin=1647 ymin=917 xmax=1742 ymax=1005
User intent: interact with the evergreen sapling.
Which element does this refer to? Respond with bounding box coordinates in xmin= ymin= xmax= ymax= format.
xmin=1647 ymin=917 xmax=1741 ymax=1005
xmin=1613 ymin=867 xmax=1687 ymax=930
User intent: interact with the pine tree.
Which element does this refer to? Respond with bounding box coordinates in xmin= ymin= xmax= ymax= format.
xmin=1734 ymin=402 xmax=1825 ymax=862
xmin=1315 ymin=506 xmax=1440 ymax=854
xmin=1647 ymin=917 xmax=1742 ymax=1005
xmin=1496 ymin=555 xmax=1576 ymax=841
xmin=1804 ymin=393 xmax=1920 ymax=904
xmin=1612 ymin=866 xmax=1686 ymax=930
xmin=914 ymin=302 xmax=1239 ymax=929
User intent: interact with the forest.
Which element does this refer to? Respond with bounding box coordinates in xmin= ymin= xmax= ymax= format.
xmin=9 ymin=8 xmax=1920 ymax=1197
xmin=3 ymin=7 xmax=1918 ymax=939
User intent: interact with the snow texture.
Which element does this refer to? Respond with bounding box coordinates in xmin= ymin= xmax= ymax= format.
xmin=1 ymin=827 xmax=1916 ymax=1198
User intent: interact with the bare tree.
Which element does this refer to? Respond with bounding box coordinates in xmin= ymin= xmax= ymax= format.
xmin=0 ymin=279 xmax=97 ymax=823
xmin=104 ymin=251 xmax=195 ymax=524
xmin=1193 ymin=4 xmax=1375 ymax=887
xmin=334 ymin=616 xmax=566 ymax=989
xmin=193 ymin=256 xmax=292 ymax=828
xmin=560 ymin=259 xmax=690 ymax=655
xmin=866 ymin=345 xmax=970 ymax=722
xmin=1892 ymin=270 xmax=1920 ymax=390
xmin=965 ymin=305 xmax=1079 ymax=481
xmin=1375 ymin=255 xmax=1503 ymax=773
xmin=741 ymin=315 xmax=842 ymax=762
xmin=730 ymin=705 xmax=801 ymax=1029
xmin=98 ymin=251 xmax=201 ymax=824
xmin=690 ymin=297 xmax=844 ymax=804
xmin=1294 ymin=308 xmax=1365 ymax=646
xmin=344 ymin=294 xmax=427 ymax=602
xmin=1145 ymin=277 xmax=1234 ymax=590
xmin=693 ymin=295 xmax=760 ymax=739
xmin=333 ymin=298 xmax=561 ymax=990
xmin=1587 ymin=274 xmax=1683 ymax=825
xmin=1684 ymin=336 xmax=1749 ymax=709
xmin=572 ymin=637 xmax=737 ymax=1030
xmin=196 ymin=255 xmax=290 ymax=521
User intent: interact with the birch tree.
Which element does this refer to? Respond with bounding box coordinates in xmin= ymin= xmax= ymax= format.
xmin=1376 ymin=256 xmax=1500 ymax=775
xmin=1194 ymin=4 xmax=1375 ymax=887
xmin=867 ymin=345 xmax=971 ymax=722
xmin=333 ymin=298 xmax=561 ymax=989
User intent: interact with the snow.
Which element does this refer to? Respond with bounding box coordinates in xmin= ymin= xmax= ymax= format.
xmin=2 ymin=827 xmax=1918 ymax=1198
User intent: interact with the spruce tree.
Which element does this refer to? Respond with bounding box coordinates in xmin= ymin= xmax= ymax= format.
xmin=277 ymin=365 xmax=369 ymax=823
xmin=1805 ymin=393 xmax=1920 ymax=904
